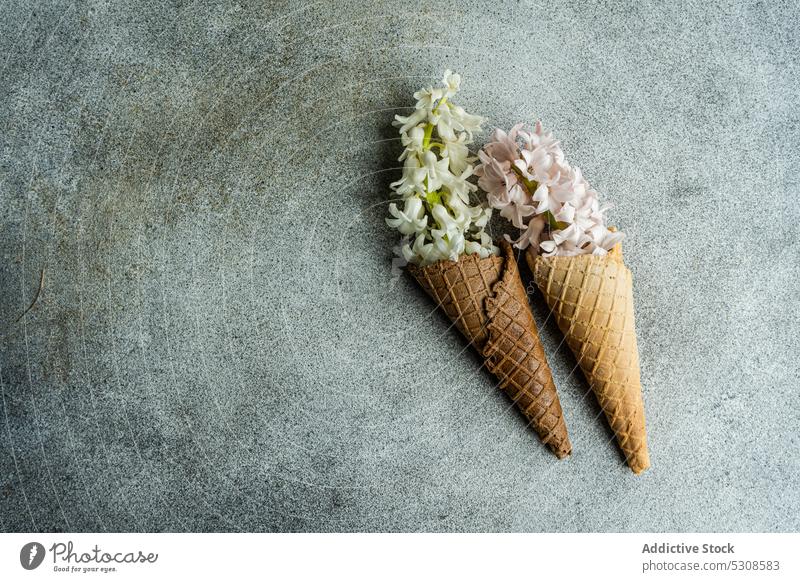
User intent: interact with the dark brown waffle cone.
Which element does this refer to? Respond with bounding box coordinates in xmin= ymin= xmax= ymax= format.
xmin=530 ymin=244 xmax=650 ymax=474
xmin=407 ymin=240 xmax=572 ymax=459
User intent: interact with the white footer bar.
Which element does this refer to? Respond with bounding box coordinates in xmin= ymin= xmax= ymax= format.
xmin=2 ymin=533 xmax=797 ymax=581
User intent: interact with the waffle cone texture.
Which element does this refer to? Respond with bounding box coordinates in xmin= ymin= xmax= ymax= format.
xmin=407 ymin=241 xmax=572 ymax=459
xmin=528 ymin=245 xmax=650 ymax=474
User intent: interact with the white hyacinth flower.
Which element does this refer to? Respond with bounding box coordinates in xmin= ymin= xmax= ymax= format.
xmin=442 ymin=69 xmax=461 ymax=95
xmin=431 ymin=227 xmax=465 ymax=262
xmin=441 ymin=134 xmax=470 ymax=174
xmin=386 ymin=72 xmax=496 ymax=266
xmin=389 ymin=154 xmax=427 ymax=198
xmin=420 ymin=150 xmax=451 ymax=193
xmin=399 ymin=125 xmax=425 ymax=161
xmin=386 ymin=197 xmax=428 ymax=236
xmin=401 ymin=233 xmax=438 ymax=264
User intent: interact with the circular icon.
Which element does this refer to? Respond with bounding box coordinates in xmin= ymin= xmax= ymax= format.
xmin=20 ymin=542 xmax=45 ymax=570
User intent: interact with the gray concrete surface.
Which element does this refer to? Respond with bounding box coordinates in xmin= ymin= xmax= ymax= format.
xmin=1 ymin=0 xmax=798 ymax=532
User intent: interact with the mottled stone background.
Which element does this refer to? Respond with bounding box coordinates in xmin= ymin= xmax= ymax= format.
xmin=1 ymin=0 xmax=798 ymax=532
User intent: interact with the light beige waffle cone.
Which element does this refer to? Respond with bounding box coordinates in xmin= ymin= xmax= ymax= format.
xmin=528 ymin=243 xmax=650 ymax=474
xmin=407 ymin=241 xmax=572 ymax=459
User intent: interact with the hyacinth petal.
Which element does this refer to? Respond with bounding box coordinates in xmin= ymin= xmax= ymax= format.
xmin=552 ymin=223 xmax=582 ymax=246
xmin=517 ymin=214 xmax=546 ymax=249
xmin=554 ymin=203 xmax=575 ymax=224
xmin=550 ymin=183 xmax=575 ymax=204
xmin=539 ymin=240 xmax=557 ymax=255
xmin=530 ymin=183 xmax=551 ymax=214
xmin=601 ymin=229 xmax=625 ymax=250
xmin=532 ymin=183 xmax=549 ymax=203
xmin=442 ymin=69 xmax=460 ymax=94
xmin=393 ymin=109 xmax=427 ymax=134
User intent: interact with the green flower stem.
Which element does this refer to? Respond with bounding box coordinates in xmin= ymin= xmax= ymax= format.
xmin=421 ymin=96 xmax=448 ymax=151
xmin=425 ymin=190 xmax=442 ymax=206
xmin=419 ymin=96 xmax=452 ymax=237
xmin=422 ymin=123 xmax=434 ymax=150
xmin=545 ymin=211 xmax=566 ymax=230
xmin=510 ymin=163 xmax=540 ymax=199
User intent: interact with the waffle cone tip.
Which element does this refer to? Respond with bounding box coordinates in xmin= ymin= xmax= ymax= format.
xmin=550 ymin=439 xmax=572 ymax=459
xmin=628 ymin=453 xmax=650 ymax=475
